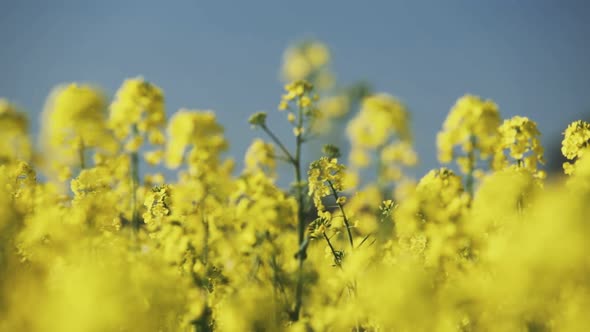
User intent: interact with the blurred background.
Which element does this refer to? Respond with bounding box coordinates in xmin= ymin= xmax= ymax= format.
xmin=1 ymin=0 xmax=589 ymax=179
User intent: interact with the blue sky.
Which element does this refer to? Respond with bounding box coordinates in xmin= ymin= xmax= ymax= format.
xmin=1 ymin=0 xmax=589 ymax=179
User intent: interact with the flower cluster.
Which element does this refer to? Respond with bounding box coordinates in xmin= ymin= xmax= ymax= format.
xmin=109 ymin=77 xmax=166 ymax=153
xmin=281 ymin=40 xmax=333 ymax=90
xmin=437 ymin=94 xmax=501 ymax=173
xmin=493 ymin=115 xmax=544 ymax=173
xmin=347 ymin=93 xmax=417 ymax=185
xmin=165 ymin=109 xmax=228 ymax=173
xmin=308 ymin=156 xmax=345 ymax=219
xmin=244 ymin=139 xmax=276 ymax=176
xmin=561 ymin=120 xmax=590 ymax=174
xmin=278 ymin=80 xmax=320 ymax=139
xmin=0 ymin=99 xmax=32 ymax=164
xmin=41 ymin=83 xmax=117 ymax=179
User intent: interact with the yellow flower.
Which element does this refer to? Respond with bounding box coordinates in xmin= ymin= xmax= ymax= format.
xmin=437 ymin=94 xmax=501 ymax=168
xmin=381 ymin=142 xmax=418 ymax=166
xmin=71 ymin=166 xmax=112 ymax=197
xmin=244 ymin=139 xmax=276 ymax=176
xmin=143 ymin=185 xmax=171 ymax=227
xmin=124 ymin=135 xmax=143 ymax=152
xmin=144 ymin=150 xmax=164 ymax=166
xmin=281 ymin=80 xmax=314 ymax=104
xmin=493 ymin=115 xmax=544 ymax=172
xmin=278 ymin=100 xmax=289 ymax=111
xmin=319 ymin=95 xmax=349 ymax=118
xmin=404 ymin=168 xmax=468 ymax=225
xmin=144 ymin=172 xmax=165 ymax=186
xmin=299 ymin=95 xmax=312 ymax=108
xmin=305 ymin=42 xmax=330 ymax=67
xmin=293 ymin=127 xmax=305 ymax=137
xmin=165 ymin=109 xmax=228 ymax=172
xmin=281 ymin=40 xmax=332 ymax=86
xmin=348 ymin=94 xmax=411 ymax=150
xmin=308 ymin=157 xmax=345 ymax=214
xmin=43 ymin=84 xmax=107 ymax=144
xmin=41 ymin=83 xmax=117 ymax=177
xmin=561 ymin=120 xmax=590 ymax=175
xmin=282 ymin=48 xmax=312 ymax=82
xmin=347 ymin=93 xmax=416 ymax=183
xmin=0 ymin=99 xmax=32 ymax=163
xmin=109 ymin=77 xmax=165 ymax=150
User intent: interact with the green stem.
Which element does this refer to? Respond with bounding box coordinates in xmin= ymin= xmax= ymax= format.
xmin=327 ymin=180 xmax=354 ymax=248
xmin=516 ymin=158 xmax=524 ymax=213
xmin=201 ymin=207 xmax=209 ymax=266
xmin=465 ymin=136 xmax=476 ymax=198
xmin=130 ymin=126 xmax=140 ymax=231
xmin=261 ymin=125 xmax=296 ymax=164
xmin=292 ymin=102 xmax=307 ymax=321
xmin=130 ymin=150 xmax=139 ymax=230
xmin=357 ymin=233 xmax=372 ymax=249
xmin=323 ymin=232 xmax=341 ymax=267
xmin=376 ymin=145 xmax=386 ymax=196
xmin=260 ymin=108 xmax=307 ymax=321
xmin=78 ymin=138 xmax=86 ymax=170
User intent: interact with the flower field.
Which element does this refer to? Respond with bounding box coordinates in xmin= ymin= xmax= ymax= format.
xmin=1 ymin=41 xmax=589 ymax=331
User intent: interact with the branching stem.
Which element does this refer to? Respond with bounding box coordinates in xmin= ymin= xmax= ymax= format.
xmin=327 ymin=180 xmax=354 ymax=248
xmin=260 ymin=106 xmax=307 ymax=321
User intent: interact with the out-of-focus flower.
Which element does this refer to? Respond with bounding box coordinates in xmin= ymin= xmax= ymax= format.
xmin=41 ymin=83 xmax=117 ymax=179
xmin=0 ymin=99 xmax=32 ymax=163
xmin=109 ymin=77 xmax=166 ymax=152
xmin=437 ymin=94 xmax=501 ymax=169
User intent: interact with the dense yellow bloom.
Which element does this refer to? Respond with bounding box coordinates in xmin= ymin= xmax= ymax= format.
xmin=308 ymin=157 xmax=345 ymax=217
xmin=470 ymin=166 xmax=542 ymax=236
xmin=4 ymin=233 xmax=193 ymax=332
xmin=347 ymin=93 xmax=417 ymax=185
xmin=561 ymin=120 xmax=590 ymax=174
xmin=70 ymin=166 xmax=112 ymax=197
xmin=394 ymin=168 xmax=472 ymax=273
xmin=413 ymin=168 xmax=468 ymax=223
xmin=0 ymin=99 xmax=32 ymax=163
xmin=2 ymin=161 xmax=37 ymax=216
xmin=437 ymin=94 xmax=501 ymax=169
xmin=143 ymin=185 xmax=171 ymax=228
xmin=165 ymin=109 xmax=228 ymax=172
xmin=69 ymin=166 xmax=127 ymax=231
xmin=40 ymin=83 xmax=117 ymax=179
xmin=230 ymin=171 xmax=297 ymax=237
xmin=493 ymin=115 xmax=544 ymax=172
xmin=2 ymin=50 xmax=590 ymax=332
xmin=347 ymin=93 xmax=410 ymax=149
xmin=379 ymin=142 xmax=418 ymax=181
xmin=43 ymin=83 xmax=115 ymax=148
xmin=244 ymin=139 xmax=276 ymax=176
xmin=109 ymin=77 xmax=166 ymax=151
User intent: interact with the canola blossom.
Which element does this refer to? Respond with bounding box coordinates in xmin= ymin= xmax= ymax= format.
xmin=1 ymin=42 xmax=590 ymax=332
